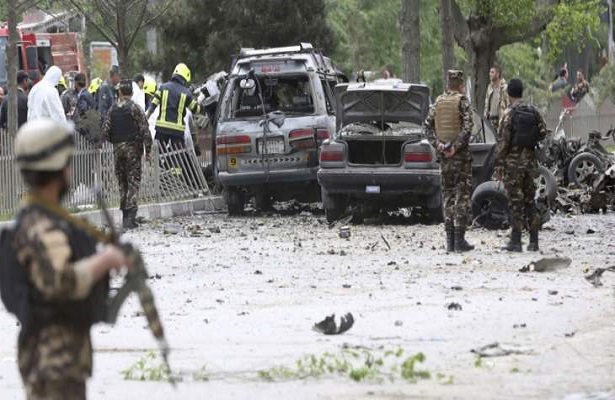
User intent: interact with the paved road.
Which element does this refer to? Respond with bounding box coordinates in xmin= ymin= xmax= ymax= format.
xmin=1 ymin=208 xmax=614 ymax=399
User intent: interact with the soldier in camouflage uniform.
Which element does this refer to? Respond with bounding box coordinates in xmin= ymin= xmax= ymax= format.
xmin=495 ymin=78 xmax=548 ymax=252
xmin=0 ymin=118 xmax=128 ymax=399
xmin=102 ymin=80 xmax=152 ymax=229
xmin=425 ymin=70 xmax=475 ymax=253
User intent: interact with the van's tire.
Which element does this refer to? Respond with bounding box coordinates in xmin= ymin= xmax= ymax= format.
xmin=254 ymin=190 xmax=274 ymax=211
xmin=322 ymin=188 xmax=346 ymax=223
xmin=225 ymin=187 xmax=245 ymax=216
xmin=426 ymin=206 xmax=444 ymax=223
xmin=535 ymin=165 xmax=557 ymax=203
xmin=471 ymin=181 xmax=509 ymax=230
xmin=567 ymin=152 xmax=604 ymax=187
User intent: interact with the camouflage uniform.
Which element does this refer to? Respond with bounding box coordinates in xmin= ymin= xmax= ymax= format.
xmin=495 ymin=101 xmax=547 ymax=242
xmin=484 ymin=79 xmax=509 ymax=132
xmin=102 ymin=99 xmax=152 ymax=214
xmin=11 ymin=197 xmax=109 ymax=400
xmin=425 ymin=70 xmax=474 ymax=252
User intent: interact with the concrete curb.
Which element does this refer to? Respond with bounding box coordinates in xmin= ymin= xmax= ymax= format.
xmin=0 ymin=196 xmax=226 ymax=230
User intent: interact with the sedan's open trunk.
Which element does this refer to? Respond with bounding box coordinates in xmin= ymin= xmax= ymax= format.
xmin=344 ymin=137 xmax=407 ymax=165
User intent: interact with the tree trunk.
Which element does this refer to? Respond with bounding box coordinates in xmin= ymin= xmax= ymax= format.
xmin=117 ymin=44 xmax=130 ymax=76
xmin=399 ymin=0 xmax=420 ymax=82
xmin=468 ymin=43 xmax=497 ymax=115
xmin=439 ymin=0 xmax=455 ymax=86
xmin=7 ymin=0 xmax=19 ymax=137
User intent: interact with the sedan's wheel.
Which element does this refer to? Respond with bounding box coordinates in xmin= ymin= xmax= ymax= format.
xmin=567 ymin=152 xmax=604 ymax=187
xmin=322 ymin=188 xmax=347 ymax=223
xmin=471 ymin=181 xmax=510 ymax=230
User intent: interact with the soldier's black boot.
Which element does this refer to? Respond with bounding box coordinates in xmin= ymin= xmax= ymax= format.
xmin=454 ymin=227 xmax=474 ymax=252
xmin=125 ymin=208 xmax=139 ymax=229
xmin=527 ymin=230 xmax=539 ymax=252
xmin=503 ymin=230 xmax=522 ymax=252
xmin=445 ymin=223 xmax=454 ymax=252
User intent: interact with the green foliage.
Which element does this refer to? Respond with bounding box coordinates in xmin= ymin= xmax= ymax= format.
xmin=122 ymin=352 xmax=173 ymax=382
xmin=153 ymin=0 xmax=335 ymax=80
xmin=258 ymin=347 xmax=431 ymax=383
xmin=589 ymin=64 xmax=615 ymax=106
xmin=546 ymin=0 xmax=604 ymax=62
xmin=474 ymin=355 xmax=483 ymax=368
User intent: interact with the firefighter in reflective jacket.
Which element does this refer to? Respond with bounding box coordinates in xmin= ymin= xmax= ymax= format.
xmin=145 ymin=63 xmax=200 ymax=146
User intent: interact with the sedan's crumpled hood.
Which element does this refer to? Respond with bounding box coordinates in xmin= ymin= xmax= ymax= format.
xmin=335 ymin=82 xmax=430 ymax=131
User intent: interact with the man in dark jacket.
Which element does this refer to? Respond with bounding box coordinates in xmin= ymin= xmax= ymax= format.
xmin=0 ymin=70 xmax=30 ymax=129
xmin=97 ymin=65 xmax=120 ymax=119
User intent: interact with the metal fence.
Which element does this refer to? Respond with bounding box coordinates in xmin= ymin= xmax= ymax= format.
xmin=544 ymin=97 xmax=615 ymax=141
xmin=0 ymin=129 xmax=216 ymax=217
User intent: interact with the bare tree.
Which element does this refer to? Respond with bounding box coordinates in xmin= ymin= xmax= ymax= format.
xmin=5 ymin=0 xmax=44 ymax=137
xmin=63 ymin=0 xmax=173 ymax=74
xmin=439 ymin=0 xmax=455 ymax=87
xmin=399 ymin=0 xmax=420 ymax=82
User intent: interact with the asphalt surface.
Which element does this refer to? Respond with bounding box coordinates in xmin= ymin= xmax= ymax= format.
xmin=1 ymin=205 xmax=614 ymax=399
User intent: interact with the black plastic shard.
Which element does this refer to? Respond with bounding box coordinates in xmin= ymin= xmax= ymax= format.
xmin=313 ymin=313 xmax=355 ymax=335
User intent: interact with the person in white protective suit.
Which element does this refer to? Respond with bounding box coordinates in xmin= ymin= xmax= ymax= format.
xmin=27 ymin=66 xmax=67 ymax=123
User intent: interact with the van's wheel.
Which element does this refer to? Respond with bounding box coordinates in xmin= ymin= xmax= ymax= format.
xmin=471 ymin=181 xmax=509 ymax=230
xmin=426 ymin=206 xmax=444 ymax=223
xmin=322 ymin=188 xmax=346 ymax=223
xmin=225 ymin=187 xmax=245 ymax=216
xmin=535 ymin=165 xmax=557 ymax=204
xmin=254 ymin=190 xmax=274 ymax=211
xmin=567 ymin=152 xmax=604 ymax=187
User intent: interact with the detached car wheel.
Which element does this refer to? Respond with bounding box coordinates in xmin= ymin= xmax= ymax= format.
xmin=535 ymin=165 xmax=557 ymax=204
xmin=322 ymin=189 xmax=346 ymax=223
xmin=225 ymin=187 xmax=245 ymax=216
xmin=471 ymin=181 xmax=509 ymax=230
xmin=567 ymin=152 xmax=604 ymax=187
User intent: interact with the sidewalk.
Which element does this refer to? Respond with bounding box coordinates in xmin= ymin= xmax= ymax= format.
xmin=0 ymin=196 xmax=226 ymax=229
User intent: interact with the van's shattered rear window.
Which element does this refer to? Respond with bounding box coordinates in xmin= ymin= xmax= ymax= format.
xmin=339 ymin=121 xmax=423 ymax=137
xmin=227 ymin=74 xmax=314 ymax=118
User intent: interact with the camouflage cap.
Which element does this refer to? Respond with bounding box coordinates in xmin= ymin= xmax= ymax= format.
xmin=447 ymin=70 xmax=463 ymax=86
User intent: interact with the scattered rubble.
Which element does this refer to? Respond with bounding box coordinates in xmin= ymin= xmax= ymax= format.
xmin=471 ymin=342 xmax=533 ymax=358
xmin=313 ymin=313 xmax=355 ymax=335
xmin=519 ymin=257 xmax=572 ymax=273
xmin=585 ymin=266 xmax=615 ymax=287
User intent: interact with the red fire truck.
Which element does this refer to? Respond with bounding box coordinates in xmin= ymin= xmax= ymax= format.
xmin=0 ymin=24 xmax=86 ymax=87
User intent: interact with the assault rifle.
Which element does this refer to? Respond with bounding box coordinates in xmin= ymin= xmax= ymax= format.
xmin=96 ymin=190 xmax=175 ymax=386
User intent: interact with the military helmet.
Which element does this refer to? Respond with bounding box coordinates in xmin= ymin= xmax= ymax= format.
xmin=15 ymin=119 xmax=74 ymax=171
xmin=143 ymin=77 xmax=156 ymax=96
xmin=173 ymin=63 xmax=191 ymax=83
xmin=88 ymin=77 xmax=103 ymax=94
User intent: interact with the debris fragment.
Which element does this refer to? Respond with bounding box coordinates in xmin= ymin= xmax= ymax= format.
xmin=548 ymin=290 xmax=559 ymax=295
xmin=513 ymin=323 xmax=527 ymax=329
xmin=470 ymin=342 xmax=533 ymax=358
xmin=380 ymin=234 xmax=391 ymax=250
xmin=163 ymin=224 xmax=182 ymax=235
xmin=519 ymin=257 xmax=572 ymax=273
xmin=446 ymin=302 xmax=462 ymax=311
xmin=394 ymin=320 xmax=403 ymax=327
xmin=339 ymin=226 xmax=351 ymax=239
xmin=208 ymin=226 xmax=221 ymax=234
xmin=585 ymin=266 xmax=615 ymax=287
xmin=313 ymin=313 xmax=355 ymax=335
xmin=564 ymin=331 xmax=576 ymax=338
xmin=450 ymin=286 xmax=463 ymax=291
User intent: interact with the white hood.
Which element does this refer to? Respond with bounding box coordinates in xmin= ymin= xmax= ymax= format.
xmin=27 ymin=66 xmax=67 ymax=123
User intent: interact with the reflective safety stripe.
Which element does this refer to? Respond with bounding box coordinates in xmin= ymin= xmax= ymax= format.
xmin=177 ymin=93 xmax=187 ymax=126
xmin=188 ymin=99 xmax=200 ymax=114
xmin=155 ymin=119 xmax=185 ymax=132
xmin=160 ymin=90 xmax=169 ymax=123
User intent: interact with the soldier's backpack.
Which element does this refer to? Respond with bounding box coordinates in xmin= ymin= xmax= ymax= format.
xmin=511 ymin=105 xmax=540 ymax=149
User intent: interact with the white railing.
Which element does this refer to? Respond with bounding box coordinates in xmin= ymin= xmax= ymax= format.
xmin=0 ymin=129 xmax=215 ymax=217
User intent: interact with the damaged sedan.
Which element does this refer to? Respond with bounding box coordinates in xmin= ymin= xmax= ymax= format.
xmin=317 ymin=81 xmax=439 ymax=222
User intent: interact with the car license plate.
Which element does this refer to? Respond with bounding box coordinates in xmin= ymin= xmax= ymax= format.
xmin=257 ymin=137 xmax=285 ymax=155
xmin=366 ymin=185 xmax=380 ymax=194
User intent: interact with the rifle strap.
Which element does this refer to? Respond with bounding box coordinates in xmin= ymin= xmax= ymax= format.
xmin=21 ymin=193 xmax=112 ymax=244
